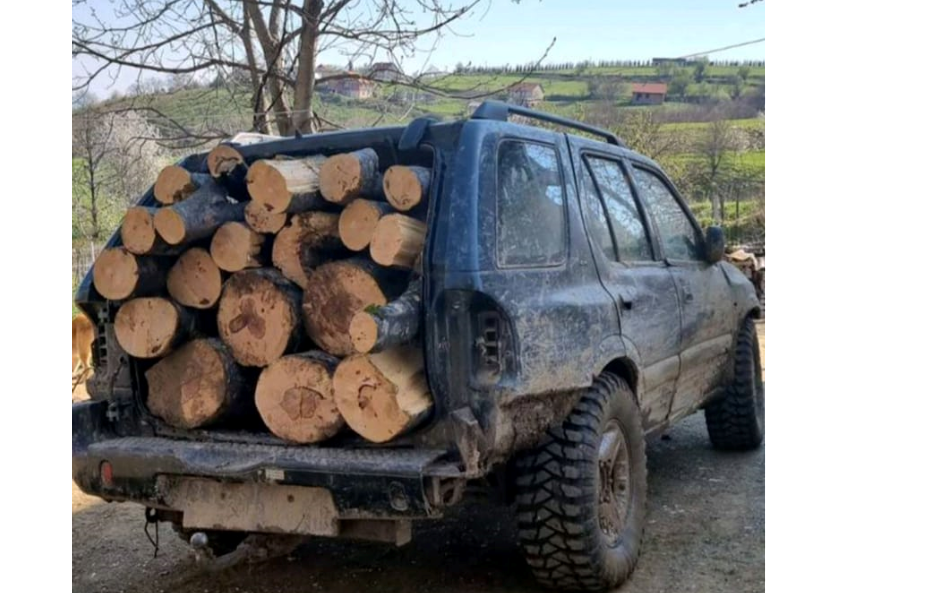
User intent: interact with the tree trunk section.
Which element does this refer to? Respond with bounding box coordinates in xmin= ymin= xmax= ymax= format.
xmin=245 ymin=200 xmax=288 ymax=234
xmin=383 ymin=165 xmax=431 ymax=212
xmin=370 ymin=214 xmax=427 ymax=269
xmin=338 ymin=199 xmax=395 ymax=252
xmin=92 ymin=248 xmax=167 ymax=301
xmin=320 ymin=148 xmax=383 ymax=205
xmin=218 ymin=268 xmax=304 ymax=367
xmin=349 ymin=280 xmax=422 ymax=354
xmin=145 ymin=338 xmax=250 ymax=429
xmin=255 ymin=351 xmax=342 ymax=443
xmin=154 ymin=166 xmax=212 ymax=205
xmin=121 ymin=207 xmax=178 ymax=255
xmin=167 ymin=247 xmax=224 ymax=309
xmin=333 ymin=346 xmax=432 ymax=443
xmin=154 ymin=182 xmax=245 ymax=245
xmin=207 ymin=144 xmax=247 ymax=179
xmin=271 ymin=211 xmax=344 ymax=288
xmin=246 ymin=156 xmax=327 ymax=214
xmin=211 ymin=221 xmax=267 ymax=272
xmin=114 ymin=297 xmax=196 ymax=359
xmin=302 ymin=258 xmax=408 ymax=357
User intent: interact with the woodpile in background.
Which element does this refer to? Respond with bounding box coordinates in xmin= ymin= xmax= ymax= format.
xmin=91 ymin=139 xmax=431 ymax=445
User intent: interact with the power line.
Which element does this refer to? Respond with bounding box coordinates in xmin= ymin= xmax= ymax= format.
xmin=678 ymin=38 xmax=765 ymax=60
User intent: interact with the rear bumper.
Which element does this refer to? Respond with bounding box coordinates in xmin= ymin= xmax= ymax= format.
xmin=72 ymin=401 xmax=464 ymax=520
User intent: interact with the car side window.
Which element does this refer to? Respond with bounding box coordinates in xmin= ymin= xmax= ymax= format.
xmin=578 ymin=160 xmax=616 ymax=261
xmin=584 ymin=156 xmax=653 ymax=262
xmin=632 ymin=168 xmax=701 ymax=261
xmin=496 ymin=140 xmax=566 ymax=267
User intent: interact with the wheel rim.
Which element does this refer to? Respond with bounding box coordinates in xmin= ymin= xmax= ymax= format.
xmin=597 ymin=421 xmax=630 ymax=546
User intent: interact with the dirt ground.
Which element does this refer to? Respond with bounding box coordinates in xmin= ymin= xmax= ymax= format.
xmin=72 ymin=322 xmax=765 ymax=593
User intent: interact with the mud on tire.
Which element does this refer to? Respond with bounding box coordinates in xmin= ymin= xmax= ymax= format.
xmin=705 ymin=316 xmax=765 ymax=451
xmin=512 ymin=373 xmax=648 ymax=591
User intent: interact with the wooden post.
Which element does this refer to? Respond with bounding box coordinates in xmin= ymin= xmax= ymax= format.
xmin=271 ymin=211 xmax=344 ymax=288
xmin=167 ymin=247 xmax=224 ymax=309
xmin=301 ymin=258 xmax=408 ymax=357
xmin=369 ymin=214 xmax=427 ymax=269
xmin=245 ymin=200 xmax=288 ymax=234
xmin=255 ymin=351 xmax=343 ymax=443
xmin=320 ymin=148 xmax=383 ymax=205
xmin=154 ymin=182 xmax=244 ymax=246
xmin=218 ymin=268 xmax=304 ymax=367
xmin=211 ymin=221 xmax=267 ymax=272
xmin=145 ymin=338 xmax=250 ymax=429
xmin=246 ymin=156 xmax=327 ymax=214
xmin=114 ymin=297 xmax=196 ymax=359
xmin=349 ymin=280 xmax=421 ymax=354
xmin=338 ymin=199 xmax=395 ymax=252
xmin=383 ymin=165 xmax=431 ymax=212
xmin=154 ymin=166 xmax=212 ymax=205
xmin=92 ymin=248 xmax=167 ymax=301
xmin=333 ymin=346 xmax=432 ymax=443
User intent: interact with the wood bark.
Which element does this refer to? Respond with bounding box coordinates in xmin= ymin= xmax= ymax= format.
xmin=302 ymin=258 xmax=408 ymax=357
xmin=320 ymin=148 xmax=383 ymax=205
xmin=246 ymin=156 xmax=328 ymax=214
xmin=166 ymin=247 xmax=224 ymax=309
xmin=154 ymin=181 xmax=244 ymax=245
xmin=245 ymin=200 xmax=288 ymax=234
xmin=114 ymin=297 xmax=195 ymax=359
xmin=349 ymin=280 xmax=422 ymax=354
xmin=338 ymin=199 xmax=395 ymax=252
xmin=154 ymin=166 xmax=212 ymax=205
xmin=271 ymin=211 xmax=344 ymax=288
xmin=92 ymin=248 xmax=167 ymax=301
xmin=145 ymin=338 xmax=251 ymax=429
xmin=333 ymin=346 xmax=433 ymax=443
xmin=218 ymin=268 xmax=304 ymax=367
xmin=121 ymin=207 xmax=179 ymax=255
xmin=211 ymin=221 xmax=267 ymax=272
xmin=383 ymin=165 xmax=431 ymax=212
xmin=369 ymin=214 xmax=427 ymax=269
xmin=255 ymin=351 xmax=342 ymax=444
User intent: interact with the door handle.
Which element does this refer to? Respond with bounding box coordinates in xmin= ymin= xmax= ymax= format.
xmin=684 ymin=291 xmax=694 ymax=303
xmin=618 ymin=294 xmax=634 ymax=311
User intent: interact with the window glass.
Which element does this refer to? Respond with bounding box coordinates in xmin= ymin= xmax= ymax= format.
xmin=632 ymin=168 xmax=700 ymax=261
xmin=585 ymin=156 xmax=653 ymax=261
xmin=578 ymin=163 xmax=616 ymax=260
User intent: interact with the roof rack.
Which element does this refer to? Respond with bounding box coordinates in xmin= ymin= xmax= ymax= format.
xmin=470 ymin=100 xmax=624 ymax=147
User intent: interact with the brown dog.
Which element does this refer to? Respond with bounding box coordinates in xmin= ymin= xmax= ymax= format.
xmin=72 ymin=312 xmax=94 ymax=375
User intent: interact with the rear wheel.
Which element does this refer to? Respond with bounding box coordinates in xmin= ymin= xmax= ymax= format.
xmin=512 ymin=373 xmax=647 ymax=591
xmin=705 ymin=316 xmax=765 ymax=450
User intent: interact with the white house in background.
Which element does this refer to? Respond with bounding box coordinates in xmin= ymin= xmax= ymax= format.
xmin=507 ymin=82 xmax=545 ymax=107
xmin=367 ymin=62 xmax=406 ymax=82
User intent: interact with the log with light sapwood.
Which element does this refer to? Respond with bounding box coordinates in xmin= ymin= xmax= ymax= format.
xmin=302 ymin=258 xmax=408 ymax=357
xmin=145 ymin=338 xmax=250 ymax=429
xmin=245 ymin=199 xmax=288 ymax=234
xmin=166 ymin=247 xmax=224 ymax=309
xmin=349 ymin=280 xmax=421 ymax=354
xmin=218 ymin=268 xmax=304 ymax=367
xmin=338 ymin=198 xmax=395 ymax=252
xmin=121 ymin=207 xmax=178 ymax=255
xmin=246 ymin=156 xmax=328 ymax=214
xmin=211 ymin=221 xmax=267 ymax=272
xmin=114 ymin=297 xmax=196 ymax=359
xmin=92 ymin=248 xmax=168 ymax=301
xmin=383 ymin=165 xmax=431 ymax=212
xmin=320 ymin=148 xmax=383 ymax=205
xmin=271 ymin=211 xmax=344 ymax=288
xmin=207 ymin=144 xmax=247 ymax=179
xmin=369 ymin=214 xmax=427 ymax=269
xmin=154 ymin=165 xmax=212 ymax=205
xmin=154 ymin=181 xmax=245 ymax=245
xmin=333 ymin=345 xmax=432 ymax=443
xmin=254 ymin=351 xmax=342 ymax=443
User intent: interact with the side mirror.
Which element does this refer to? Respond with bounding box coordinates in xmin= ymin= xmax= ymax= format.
xmin=704 ymin=226 xmax=726 ymax=264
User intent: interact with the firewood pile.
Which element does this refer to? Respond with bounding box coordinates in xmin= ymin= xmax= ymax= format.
xmin=92 ymin=139 xmax=434 ymax=444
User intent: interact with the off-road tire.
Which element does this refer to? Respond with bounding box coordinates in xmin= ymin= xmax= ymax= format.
xmin=512 ymin=373 xmax=648 ymax=591
xmin=171 ymin=524 xmax=246 ymax=556
xmin=705 ymin=316 xmax=765 ymax=450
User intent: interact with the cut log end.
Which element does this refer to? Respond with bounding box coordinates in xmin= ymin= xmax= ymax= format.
xmin=114 ymin=297 xmax=186 ymax=359
xmin=211 ymin=222 xmax=265 ymax=272
xmin=271 ymin=211 xmax=342 ymax=288
xmin=246 ymin=156 xmax=325 ymax=214
xmin=245 ymin=200 xmax=287 ymax=234
xmin=167 ymin=248 xmax=223 ymax=309
xmin=349 ymin=311 xmax=380 ymax=354
xmin=383 ymin=165 xmax=429 ymax=212
xmin=338 ymin=199 xmax=389 ymax=251
xmin=370 ymin=214 xmax=427 ymax=269
xmin=246 ymin=160 xmax=289 ymax=212
xmin=255 ymin=352 xmax=342 ymax=443
xmin=121 ymin=207 xmax=158 ymax=254
xmin=320 ymin=149 xmax=380 ymax=205
xmin=207 ymin=144 xmax=245 ymax=178
xmin=154 ymin=165 xmax=196 ymax=205
xmin=153 ymin=207 xmax=187 ymax=245
xmin=93 ymin=248 xmax=139 ymax=300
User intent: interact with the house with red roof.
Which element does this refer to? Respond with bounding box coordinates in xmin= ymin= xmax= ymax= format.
xmin=631 ymin=82 xmax=668 ymax=105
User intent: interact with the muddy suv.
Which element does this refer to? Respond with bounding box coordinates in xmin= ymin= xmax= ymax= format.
xmin=73 ymin=101 xmax=763 ymax=591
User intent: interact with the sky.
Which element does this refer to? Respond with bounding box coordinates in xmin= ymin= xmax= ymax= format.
xmin=73 ymin=0 xmax=765 ymax=96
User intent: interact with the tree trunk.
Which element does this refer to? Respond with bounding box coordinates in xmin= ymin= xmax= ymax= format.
xmin=320 ymin=148 xmax=383 ymax=205
xmin=302 ymin=258 xmax=408 ymax=357
xmin=92 ymin=248 xmax=168 ymax=301
xmin=246 ymin=156 xmax=328 ymax=214
xmin=145 ymin=338 xmax=250 ymax=429
xmin=370 ymin=214 xmax=427 ymax=269
xmin=211 ymin=221 xmax=268 ymax=272
xmin=245 ymin=200 xmax=288 ymax=234
xmin=121 ymin=207 xmax=178 ymax=255
xmin=244 ymin=0 xmax=292 ymax=136
xmin=332 ymin=346 xmax=432 ymax=443
xmin=271 ymin=211 xmax=344 ymax=288
xmin=114 ymin=297 xmax=196 ymax=359
xmin=290 ymin=0 xmax=323 ymax=134
xmin=154 ymin=181 xmax=245 ymax=245
xmin=255 ymin=350 xmax=342 ymax=443
xmin=207 ymin=144 xmax=247 ymax=179
xmin=338 ymin=198 xmax=395 ymax=251
xmin=218 ymin=268 xmax=304 ymax=367
xmin=167 ymin=247 xmax=224 ymax=310
xmin=154 ymin=166 xmax=213 ymax=205
xmin=349 ymin=280 xmax=421 ymax=354
xmin=383 ymin=165 xmax=431 ymax=212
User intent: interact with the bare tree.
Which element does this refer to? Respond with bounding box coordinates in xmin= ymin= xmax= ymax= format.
xmin=698 ymin=116 xmax=743 ymax=223
xmin=616 ymin=110 xmax=682 ymax=161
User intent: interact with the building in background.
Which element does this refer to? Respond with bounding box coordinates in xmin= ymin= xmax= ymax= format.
xmin=631 ymin=82 xmax=668 ymax=105
xmin=507 ymin=82 xmax=545 ymax=108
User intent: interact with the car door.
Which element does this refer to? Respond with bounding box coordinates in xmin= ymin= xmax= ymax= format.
xmin=629 ymin=164 xmax=736 ymax=422
xmin=569 ymin=140 xmax=681 ymax=432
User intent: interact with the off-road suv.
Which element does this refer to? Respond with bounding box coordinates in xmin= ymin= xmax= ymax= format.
xmin=73 ymin=101 xmax=763 ymax=591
